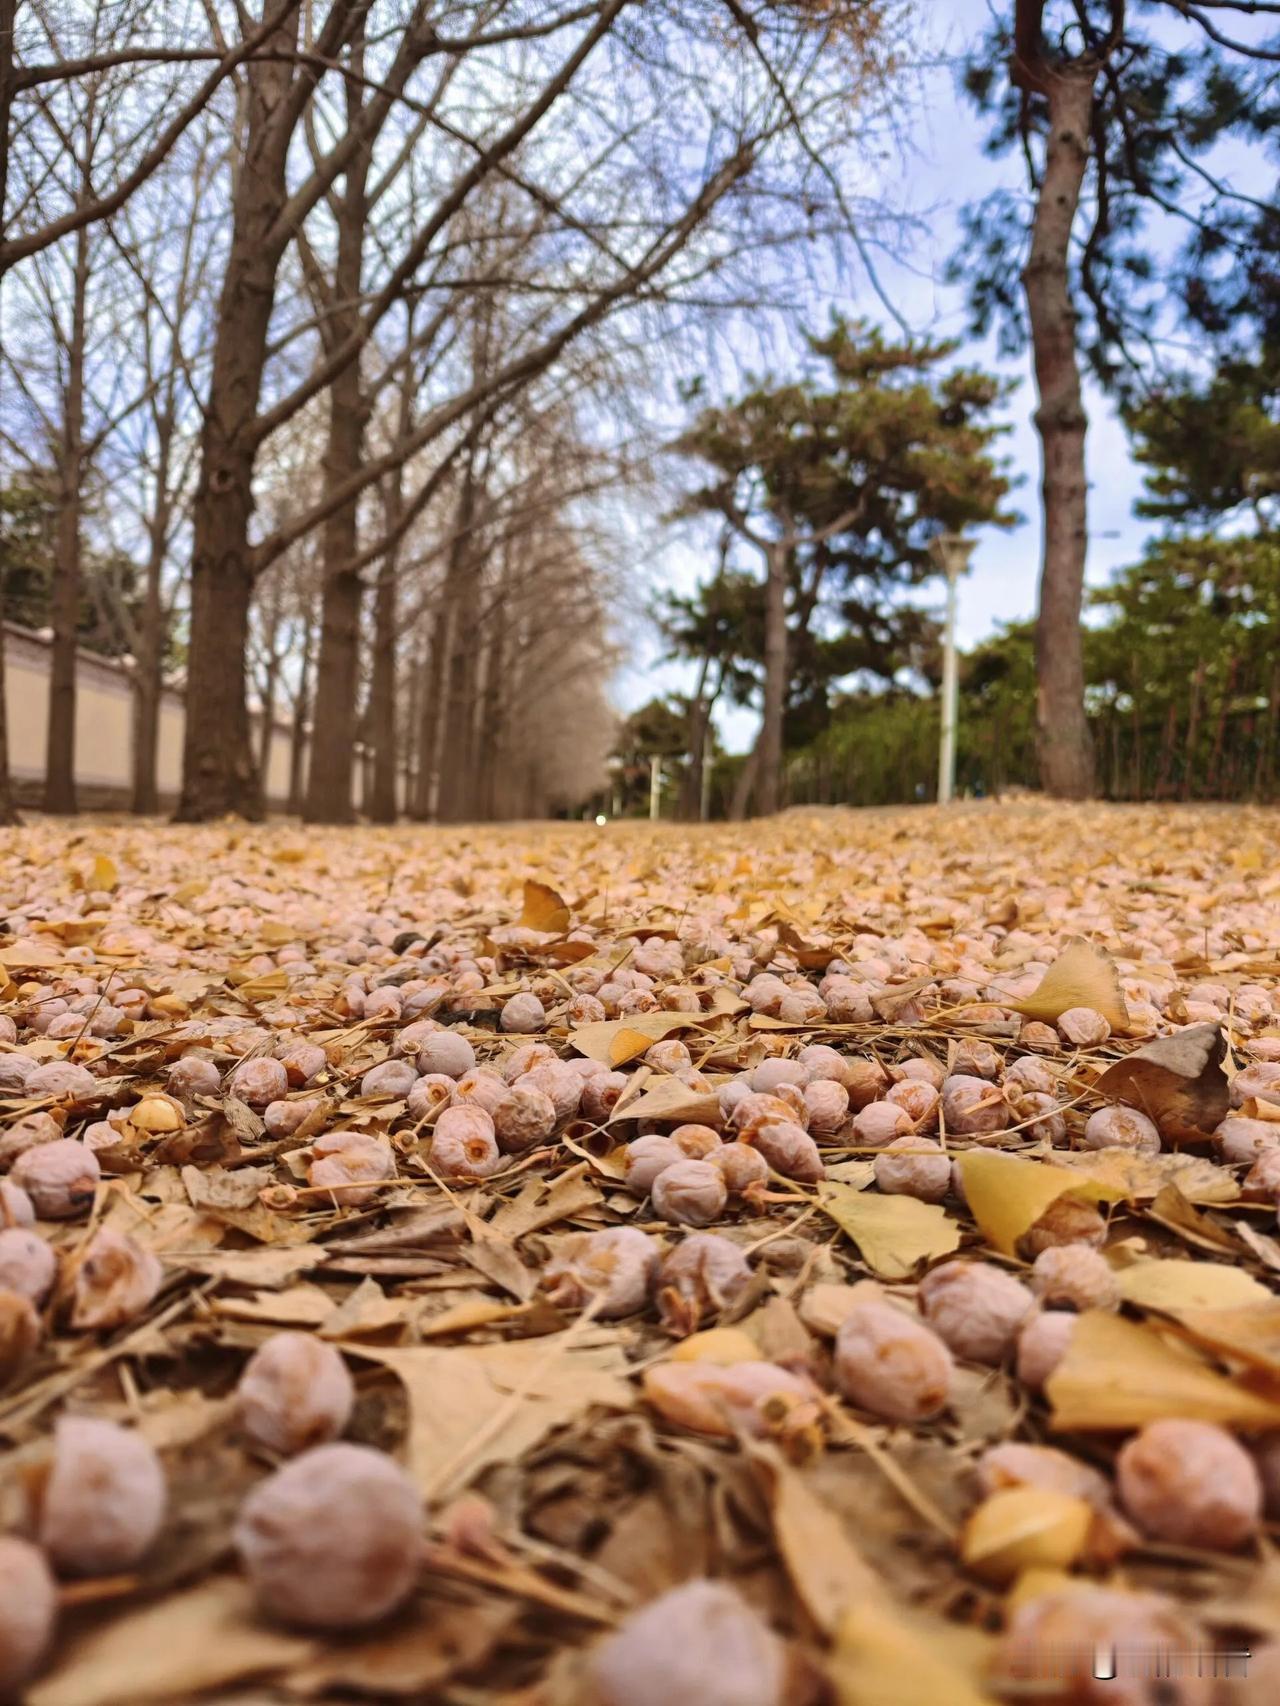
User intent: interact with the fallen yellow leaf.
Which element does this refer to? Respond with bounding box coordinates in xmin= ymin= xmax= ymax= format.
xmin=1013 ymin=937 xmax=1128 ymax=1031
xmin=569 ymin=1011 xmax=705 ymax=1065
xmin=1116 ymin=1258 xmax=1271 ymax=1313
xmin=830 ymin=1602 xmax=998 ymax=1706
xmin=819 ymin=1182 xmax=960 ymax=1279
xmin=1046 ymin=1310 xmax=1280 ymax=1431
xmin=957 ymin=1151 xmax=1123 ymax=1257
xmin=519 ymin=878 xmax=571 ymax=932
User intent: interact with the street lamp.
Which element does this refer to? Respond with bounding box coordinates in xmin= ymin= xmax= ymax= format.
xmin=928 ymin=531 xmax=977 ymax=805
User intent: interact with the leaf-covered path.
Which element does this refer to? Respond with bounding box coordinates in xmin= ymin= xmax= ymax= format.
xmin=2 ymin=802 xmax=1279 ymax=1703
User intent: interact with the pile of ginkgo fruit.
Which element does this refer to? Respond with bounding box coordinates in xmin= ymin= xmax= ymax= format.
xmin=0 ymin=801 xmax=1278 ymax=1705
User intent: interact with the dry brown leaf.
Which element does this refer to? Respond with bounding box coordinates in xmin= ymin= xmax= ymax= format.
xmin=353 ymin=1333 xmax=632 ymax=1499
xmin=1045 ymin=1309 xmax=1280 ymax=1430
xmin=1056 ymin=1148 xmax=1239 ymax=1203
xmin=487 ymin=1164 xmax=602 ymax=1238
xmin=607 ymin=1075 xmax=722 ymax=1126
xmin=1148 ymin=1182 xmax=1244 ymax=1254
xmin=1012 ymin=936 xmax=1128 ymax=1030
xmin=748 ymin=1444 xmax=886 ymax=1633
xmin=27 ymin=1576 xmax=315 ymax=1706
xmin=520 ymin=878 xmax=571 ymax=932
xmin=0 ymin=938 xmax=63 ymax=969
xmin=167 ymin=1244 xmax=324 ymax=1287
xmin=211 ymin=1283 xmax=334 ymax=1326
xmin=818 ymin=1183 xmax=960 ymax=1279
xmin=1093 ymin=1022 xmax=1229 ymax=1141
xmin=285 ymin=1598 xmax=517 ymax=1698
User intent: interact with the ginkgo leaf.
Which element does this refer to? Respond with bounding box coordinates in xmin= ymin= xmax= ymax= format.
xmin=609 ymin=1027 xmax=663 ymax=1067
xmin=89 ymin=852 xmax=119 ymax=892
xmin=957 ymin=1151 xmax=1124 ymax=1257
xmin=1093 ymin=1023 xmax=1229 ymax=1141
xmin=1045 ymin=1310 xmax=1280 ymax=1430
xmin=748 ymin=1445 xmax=886 ymax=1633
xmin=608 ymin=1075 xmax=721 ymax=1125
xmin=1162 ymin=1302 xmax=1280 ymax=1378
xmin=568 ymin=1011 xmax=705 ymax=1065
xmin=1116 ymin=1258 xmax=1270 ymax=1313
xmin=519 ymin=878 xmax=570 ymax=933
xmin=1055 ymin=1148 xmax=1239 ymax=1203
xmin=818 ymin=1182 xmax=960 ymax=1279
xmin=830 ymin=1602 xmax=998 ymax=1706
xmin=0 ymin=938 xmax=63 ymax=969
xmin=1013 ymin=937 xmax=1129 ymax=1031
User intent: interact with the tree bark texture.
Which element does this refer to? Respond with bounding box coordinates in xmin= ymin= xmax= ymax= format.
xmin=366 ymin=473 xmax=401 ymax=823
xmin=177 ymin=5 xmax=301 ymax=821
xmin=287 ymin=613 xmax=314 ymax=815
xmin=433 ymin=462 xmax=479 ymax=824
xmin=44 ymin=216 xmax=90 ymax=813
xmin=1019 ymin=48 xmax=1099 ymax=798
xmin=0 ymin=0 xmax=19 ymax=824
xmin=410 ymin=606 xmax=447 ymax=819
xmin=303 ymin=49 xmax=373 ymax=824
xmin=755 ymin=540 xmax=788 ymax=816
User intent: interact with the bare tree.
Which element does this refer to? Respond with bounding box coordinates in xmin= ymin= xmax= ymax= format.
xmin=0 ymin=0 xmax=292 ymax=819
xmin=1009 ymin=0 xmax=1121 ymax=800
xmin=175 ymin=0 xmax=900 ymax=819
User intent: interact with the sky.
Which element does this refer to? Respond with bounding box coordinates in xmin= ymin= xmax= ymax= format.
xmin=610 ymin=0 xmax=1160 ymax=754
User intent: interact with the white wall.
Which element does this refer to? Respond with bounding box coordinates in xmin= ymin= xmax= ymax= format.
xmin=3 ymin=624 xmax=298 ymax=808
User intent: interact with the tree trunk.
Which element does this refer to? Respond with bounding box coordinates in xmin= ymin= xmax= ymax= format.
xmin=0 ymin=0 xmax=21 ymax=823
xmin=755 ymin=540 xmax=788 ymax=816
xmin=0 ymin=0 xmax=18 ymax=826
xmin=474 ymin=550 xmax=510 ymax=821
xmin=679 ymin=650 xmax=714 ymax=821
xmin=729 ymin=738 xmax=760 ymax=821
xmin=1022 ymin=71 xmax=1097 ymax=799
xmin=434 ymin=464 xmax=478 ymax=824
xmin=44 ymin=216 xmax=90 ymax=814
xmin=177 ymin=7 xmax=300 ymax=821
xmin=257 ymin=602 xmax=283 ymax=782
xmin=131 ymin=450 xmax=172 ymax=815
xmin=287 ymin=614 xmax=314 ymax=816
xmin=410 ymin=607 xmax=447 ymax=820
xmin=303 ymin=56 xmax=372 ymax=825
xmin=367 ymin=482 xmax=400 ymax=823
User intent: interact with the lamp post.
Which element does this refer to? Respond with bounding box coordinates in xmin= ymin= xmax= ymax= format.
xmin=928 ymin=532 xmax=977 ymax=805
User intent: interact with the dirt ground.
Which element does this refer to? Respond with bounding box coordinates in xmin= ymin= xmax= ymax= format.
xmin=2 ymin=801 xmax=1279 ymax=1704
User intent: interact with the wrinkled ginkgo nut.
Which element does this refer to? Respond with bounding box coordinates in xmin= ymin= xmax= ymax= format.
xmin=543 ymin=1227 xmax=658 ymax=1318
xmin=833 ymin=1297 xmax=953 ymax=1422
xmin=994 ymin=1588 xmax=1209 ymax=1705
xmin=1016 ymin=1310 xmax=1077 ymax=1388
xmin=0 ymin=1536 xmax=57 ymax=1695
xmin=651 ymin=1159 xmax=728 ymax=1227
xmin=917 ymin=1261 xmax=1035 ymax=1365
xmin=0 ymin=1227 xmax=56 ymax=1304
xmin=587 ymin=1578 xmax=785 ymax=1706
xmin=1116 ymin=1419 xmax=1261 ymax=1551
xmin=10 ymin=1139 xmax=101 ymax=1219
xmin=70 ymin=1226 xmax=163 ymax=1330
xmin=1083 ymin=1105 xmax=1161 ymax=1156
xmin=237 ymin=1332 xmax=355 ymax=1456
xmin=234 ymin=1442 xmax=422 ymax=1628
xmin=1029 ymin=1244 xmax=1118 ymax=1311
xmin=39 ymin=1414 xmax=167 ymax=1575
